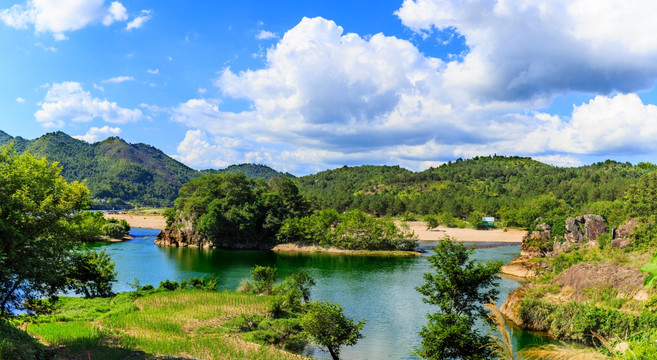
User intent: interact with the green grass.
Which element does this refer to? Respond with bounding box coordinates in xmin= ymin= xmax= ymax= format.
xmin=21 ymin=290 xmax=306 ymax=360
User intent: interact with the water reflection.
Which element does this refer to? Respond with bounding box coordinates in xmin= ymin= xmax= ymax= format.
xmin=93 ymin=228 xmax=550 ymax=359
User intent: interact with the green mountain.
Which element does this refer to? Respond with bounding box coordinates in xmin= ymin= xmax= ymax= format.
xmin=201 ymin=163 xmax=294 ymax=181
xmin=0 ymin=131 xmax=290 ymax=207
xmin=296 ymin=156 xmax=654 ymax=228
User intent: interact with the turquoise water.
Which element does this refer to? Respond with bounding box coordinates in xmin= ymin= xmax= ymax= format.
xmin=92 ymin=228 xmax=552 ymax=359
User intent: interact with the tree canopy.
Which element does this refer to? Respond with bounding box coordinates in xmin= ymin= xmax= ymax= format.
xmin=300 ymin=300 xmax=366 ymax=360
xmin=416 ymin=238 xmax=502 ymax=359
xmin=0 ymin=146 xmax=115 ymax=315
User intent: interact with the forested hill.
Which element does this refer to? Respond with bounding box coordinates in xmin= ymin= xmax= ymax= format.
xmin=296 ymin=156 xmax=657 ymax=228
xmin=201 ymin=163 xmax=295 ymax=180
xmin=0 ymin=131 xmax=289 ymax=207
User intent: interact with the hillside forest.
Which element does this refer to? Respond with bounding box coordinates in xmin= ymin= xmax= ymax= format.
xmin=1 ymin=130 xmax=655 ymax=232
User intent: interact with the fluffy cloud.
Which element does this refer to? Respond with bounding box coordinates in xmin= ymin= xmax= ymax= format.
xmin=395 ymin=0 xmax=657 ymax=101
xmin=171 ymin=129 xmax=244 ymax=168
xmin=171 ymin=12 xmax=657 ymax=172
xmin=35 ymin=81 xmax=143 ymax=128
xmin=125 ymin=9 xmax=151 ymax=31
xmin=15 ymin=97 xmax=26 ymax=103
xmin=73 ymin=125 xmax=121 ymax=143
xmin=0 ymin=0 xmax=128 ymax=40
xmin=546 ymin=93 xmax=657 ymax=155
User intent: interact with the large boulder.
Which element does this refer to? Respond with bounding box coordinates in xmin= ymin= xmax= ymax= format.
xmin=611 ymin=218 xmax=639 ymax=250
xmin=550 ymin=214 xmax=607 ymax=257
xmin=551 ymin=264 xmax=646 ymax=300
xmin=564 ymin=214 xmax=607 ymax=244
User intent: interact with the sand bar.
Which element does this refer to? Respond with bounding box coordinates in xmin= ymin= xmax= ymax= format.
xmin=403 ymin=221 xmax=525 ymax=243
xmin=103 ymin=213 xmax=167 ymax=230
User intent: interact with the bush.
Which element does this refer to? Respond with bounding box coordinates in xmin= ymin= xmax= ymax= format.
xmin=102 ymin=223 xmax=126 ymax=239
xmin=158 ymin=279 xmax=179 ymax=291
xmin=424 ymin=215 xmax=439 ymax=229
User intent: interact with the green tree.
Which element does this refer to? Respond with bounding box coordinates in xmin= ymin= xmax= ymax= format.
xmin=300 ymin=301 xmax=366 ymax=360
xmin=0 ymin=146 xmax=90 ymax=315
xmin=102 ymin=222 xmax=126 ymax=239
xmin=251 ymin=265 xmax=278 ymax=295
xmin=416 ymin=237 xmax=503 ymax=360
xmin=67 ymin=249 xmax=117 ymax=298
xmin=424 ymin=215 xmax=440 ymax=230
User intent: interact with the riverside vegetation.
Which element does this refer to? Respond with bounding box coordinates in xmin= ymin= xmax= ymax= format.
xmin=157 ymin=173 xmax=418 ymax=252
xmin=8 ymin=134 xmax=657 ymax=359
xmin=493 ymin=172 xmax=657 ymax=359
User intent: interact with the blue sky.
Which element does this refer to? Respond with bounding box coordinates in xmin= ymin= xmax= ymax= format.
xmin=2 ymin=0 xmax=657 ymax=175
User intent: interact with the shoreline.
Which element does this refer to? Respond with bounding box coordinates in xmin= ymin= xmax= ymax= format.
xmin=103 ymin=213 xmax=167 ymax=230
xmin=108 ymin=213 xmax=526 ymax=253
xmin=270 ymin=243 xmax=422 ymax=257
xmin=402 ymin=221 xmax=526 ymax=243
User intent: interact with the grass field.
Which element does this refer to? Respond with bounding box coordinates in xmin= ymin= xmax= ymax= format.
xmin=22 ymin=290 xmax=307 ymax=360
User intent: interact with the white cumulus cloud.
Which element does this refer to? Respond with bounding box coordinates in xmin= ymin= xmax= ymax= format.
xmin=16 ymin=97 xmax=26 ymax=103
xmin=35 ymin=81 xmax=143 ymax=128
xmin=1 ymin=0 xmax=128 ymax=40
xmin=74 ymin=125 xmax=121 ymax=143
xmin=395 ymin=0 xmax=657 ymax=101
xmin=169 ymin=9 xmax=657 ymax=172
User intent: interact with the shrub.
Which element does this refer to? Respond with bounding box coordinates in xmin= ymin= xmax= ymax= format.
xmin=102 ymin=223 xmax=126 ymax=239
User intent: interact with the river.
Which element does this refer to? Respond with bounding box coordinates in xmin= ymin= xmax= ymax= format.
xmin=90 ymin=228 xmax=552 ymax=359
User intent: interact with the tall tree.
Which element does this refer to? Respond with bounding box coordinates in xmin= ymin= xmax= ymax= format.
xmin=0 ymin=146 xmax=110 ymax=315
xmin=416 ymin=237 xmax=503 ymax=360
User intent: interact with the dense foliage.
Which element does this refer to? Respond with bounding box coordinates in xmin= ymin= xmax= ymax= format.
xmin=296 ymin=156 xmax=654 ymax=229
xmin=170 ymin=174 xmax=308 ymax=247
xmin=277 ymin=209 xmax=418 ymax=250
xmin=416 ymin=238 xmax=503 ymax=360
xmin=0 ymin=146 xmax=117 ymax=315
xmin=0 ymin=131 xmax=291 ymax=207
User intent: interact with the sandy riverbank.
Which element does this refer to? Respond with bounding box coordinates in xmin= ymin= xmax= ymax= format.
xmin=103 ymin=213 xmax=167 ymax=230
xmin=104 ymin=214 xmax=525 ymax=243
xmin=403 ymin=221 xmax=525 ymax=243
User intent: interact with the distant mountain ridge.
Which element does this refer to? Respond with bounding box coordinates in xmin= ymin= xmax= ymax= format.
xmin=0 ymin=131 xmax=291 ymax=207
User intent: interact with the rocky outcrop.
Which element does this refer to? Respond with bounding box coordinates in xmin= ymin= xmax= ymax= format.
xmin=155 ymin=217 xmax=214 ymax=248
xmin=564 ymin=214 xmax=606 ymax=244
xmin=520 ymin=223 xmax=551 ymax=257
xmin=611 ymin=218 xmax=638 ymax=250
xmin=552 ymin=264 xmax=646 ymax=300
xmin=550 ymin=214 xmax=607 ymax=257
xmin=500 ymin=223 xmax=550 ymax=278
xmin=502 ymin=263 xmax=648 ymax=328
xmin=500 ymin=284 xmax=535 ymax=328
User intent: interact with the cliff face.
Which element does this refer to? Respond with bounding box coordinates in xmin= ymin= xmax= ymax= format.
xmin=154 ymin=218 xmax=273 ymax=249
xmin=155 ymin=218 xmax=214 ymax=248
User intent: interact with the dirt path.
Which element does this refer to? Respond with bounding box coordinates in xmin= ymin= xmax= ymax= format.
xmin=103 ymin=213 xmax=167 ymax=230
xmin=404 ymin=221 xmax=525 ymax=243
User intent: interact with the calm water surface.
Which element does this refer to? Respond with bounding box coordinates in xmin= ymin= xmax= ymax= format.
xmin=92 ymin=228 xmax=552 ymax=359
